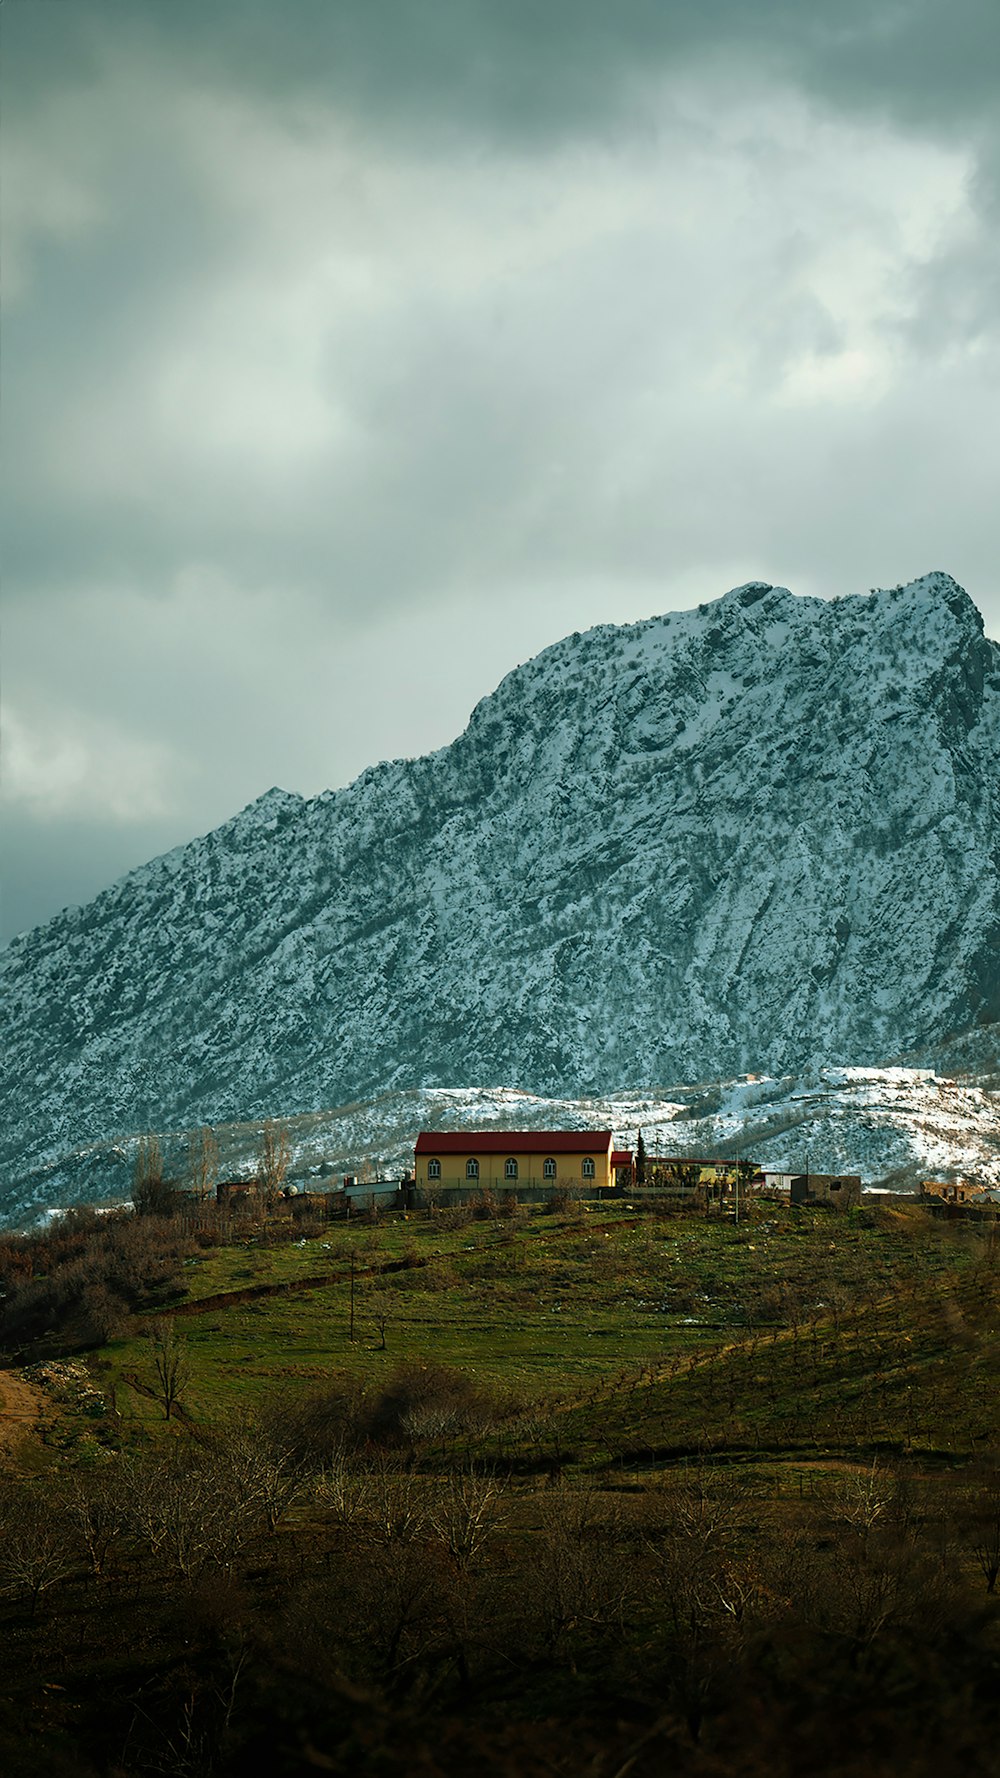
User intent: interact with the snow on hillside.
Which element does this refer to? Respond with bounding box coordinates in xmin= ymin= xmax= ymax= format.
xmin=8 ymin=1065 xmax=999 ymax=1227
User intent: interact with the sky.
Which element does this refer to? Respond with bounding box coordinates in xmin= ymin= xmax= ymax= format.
xmin=3 ymin=0 xmax=999 ymax=943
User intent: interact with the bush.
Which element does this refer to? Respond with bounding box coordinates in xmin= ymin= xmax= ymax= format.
xmin=0 ymin=1212 xmax=195 ymax=1350
xmin=259 ymin=1380 xmax=372 ymax=1466
xmin=365 ymin=1362 xmax=498 ymax=1447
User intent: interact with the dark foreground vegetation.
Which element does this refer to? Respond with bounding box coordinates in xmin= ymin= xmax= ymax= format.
xmin=1 ymin=1195 xmax=998 ymax=1776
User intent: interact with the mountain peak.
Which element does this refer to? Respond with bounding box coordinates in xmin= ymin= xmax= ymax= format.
xmin=717 ymin=580 xmax=786 ymax=609
xmin=1 ymin=575 xmax=997 ymax=1223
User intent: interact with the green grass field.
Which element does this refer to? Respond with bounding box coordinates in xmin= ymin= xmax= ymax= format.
xmin=5 ymin=1197 xmax=999 ymax=1778
xmin=82 ymin=1198 xmax=996 ymax=1468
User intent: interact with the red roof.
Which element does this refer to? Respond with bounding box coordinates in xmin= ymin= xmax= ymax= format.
xmin=415 ymin=1130 xmax=613 ymax=1156
xmin=611 ymin=1151 xmax=633 ymax=1169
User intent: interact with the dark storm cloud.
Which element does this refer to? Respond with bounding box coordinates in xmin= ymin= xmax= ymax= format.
xmin=3 ymin=0 xmax=998 ymax=941
xmin=9 ymin=0 xmax=998 ymax=140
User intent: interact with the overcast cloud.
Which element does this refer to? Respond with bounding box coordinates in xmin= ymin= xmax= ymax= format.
xmin=3 ymin=0 xmax=998 ymax=941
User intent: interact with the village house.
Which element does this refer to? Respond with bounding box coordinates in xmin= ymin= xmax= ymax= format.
xmin=921 ymin=1179 xmax=990 ymax=1206
xmin=413 ymin=1130 xmax=616 ymax=1198
xmin=790 ymin=1172 xmax=862 ymax=1210
xmin=611 ymin=1149 xmax=634 ymax=1187
xmin=760 ymin=1170 xmax=797 ymax=1196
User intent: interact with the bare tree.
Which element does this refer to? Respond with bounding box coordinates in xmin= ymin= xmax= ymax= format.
xmin=833 ymin=1458 xmax=890 ymax=1539
xmin=0 ymin=1477 xmax=74 ymax=1617
xmin=64 ymin=1464 xmax=132 ymax=1581
xmin=133 ymin=1134 xmax=174 ymax=1216
xmin=210 ymin=1418 xmax=305 ymax=1533
xmin=123 ymin=1450 xmax=256 ymax=1579
xmin=186 ymin=1126 xmax=219 ymax=1203
xmin=257 ymin=1118 xmax=291 ymax=1205
xmin=361 ymin=1456 xmax=431 ymax=1547
xmin=530 ymin=1483 xmax=636 ymax=1660
xmin=964 ymin=1459 xmax=1000 ymax=1594
xmin=314 ymin=1444 xmax=373 ymax=1530
xmin=147 ymin=1317 xmax=191 ymax=1421
xmin=368 ymin=1285 xmax=393 ymax=1350
xmin=429 ymin=1466 xmax=508 ymax=1571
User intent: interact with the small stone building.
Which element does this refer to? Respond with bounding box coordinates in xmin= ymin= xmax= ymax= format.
xmin=921 ymin=1179 xmax=988 ymax=1206
xmin=789 ymin=1173 xmax=861 ymax=1211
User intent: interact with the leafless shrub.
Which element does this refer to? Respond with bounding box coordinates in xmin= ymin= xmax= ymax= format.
xmin=469 ymin=1187 xmax=500 ymax=1220
xmin=495 ymin=1193 xmax=524 ymax=1220
xmin=437 ymin=1204 xmax=473 ymax=1232
xmin=0 ymin=1210 xmax=197 ymax=1348
xmin=63 ymin=1460 xmax=133 ymax=1579
xmin=122 ymin=1449 xmax=263 ymax=1579
xmin=76 ymin=1281 xmax=133 ymax=1344
xmin=411 ymin=1259 xmax=461 ymax=1292
xmin=549 ymin=1187 xmax=581 ymax=1216
xmin=428 ymin=1466 xmax=509 ymax=1570
xmin=359 ymin=1458 xmax=432 ymax=1546
xmin=961 ymin=1457 xmax=1000 ymax=1593
xmin=257 ymin=1379 xmax=371 ymax=1467
xmin=206 ymin=1417 xmax=306 ymax=1532
xmin=366 ymin=1362 xmax=498 ymax=1448
xmin=0 ymin=1474 xmax=74 ymax=1616
xmin=147 ymin=1318 xmax=191 ymax=1419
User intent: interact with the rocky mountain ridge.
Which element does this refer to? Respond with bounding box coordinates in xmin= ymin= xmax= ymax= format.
xmin=2 ymin=571 xmax=998 ymax=1219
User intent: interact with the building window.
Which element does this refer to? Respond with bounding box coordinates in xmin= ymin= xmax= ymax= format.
xmin=582 ymin=1157 xmax=595 ymax=1179
xmin=466 ymin=1158 xmax=479 ymax=1180
xmin=505 ymin=1158 xmax=518 ymax=1180
xmin=543 ymin=1157 xmax=557 ymax=1180
xmin=427 ymin=1158 xmax=441 ymax=1180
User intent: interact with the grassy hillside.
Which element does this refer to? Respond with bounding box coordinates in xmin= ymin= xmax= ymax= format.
xmin=1 ymin=1195 xmax=998 ymax=1776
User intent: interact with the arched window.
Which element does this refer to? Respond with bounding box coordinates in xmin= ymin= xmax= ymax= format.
xmin=543 ymin=1157 xmax=557 ymax=1180
xmin=466 ymin=1157 xmax=480 ymax=1180
xmin=505 ymin=1157 xmax=518 ymax=1180
xmin=427 ymin=1158 xmax=441 ymax=1180
xmin=582 ymin=1156 xmax=595 ymax=1179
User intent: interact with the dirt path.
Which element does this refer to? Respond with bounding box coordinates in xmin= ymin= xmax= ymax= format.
xmin=168 ymin=1249 xmax=430 ymax=1317
xmin=0 ymin=1368 xmax=48 ymax=1453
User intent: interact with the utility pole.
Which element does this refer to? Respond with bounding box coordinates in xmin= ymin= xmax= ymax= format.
xmin=734 ymin=1141 xmax=740 ymax=1226
xmin=349 ymin=1251 xmax=356 ymax=1341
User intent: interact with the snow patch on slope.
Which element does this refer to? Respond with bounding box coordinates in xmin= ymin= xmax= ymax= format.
xmin=7 ymin=1065 xmax=998 ymax=1227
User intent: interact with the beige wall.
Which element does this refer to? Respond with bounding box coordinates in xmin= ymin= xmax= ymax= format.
xmin=415 ymin=1143 xmax=613 ymax=1191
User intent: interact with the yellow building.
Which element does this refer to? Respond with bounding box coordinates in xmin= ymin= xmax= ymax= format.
xmin=414 ymin=1130 xmax=615 ymax=1193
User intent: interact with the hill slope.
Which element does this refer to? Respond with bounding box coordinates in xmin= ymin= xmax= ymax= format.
xmin=2 ymin=572 xmax=998 ymax=1204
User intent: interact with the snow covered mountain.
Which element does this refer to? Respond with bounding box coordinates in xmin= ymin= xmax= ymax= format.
xmin=2 ymin=571 xmax=998 ymax=1221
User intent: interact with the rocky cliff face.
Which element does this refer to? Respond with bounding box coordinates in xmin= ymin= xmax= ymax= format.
xmin=2 ymin=571 xmax=998 ymax=1206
